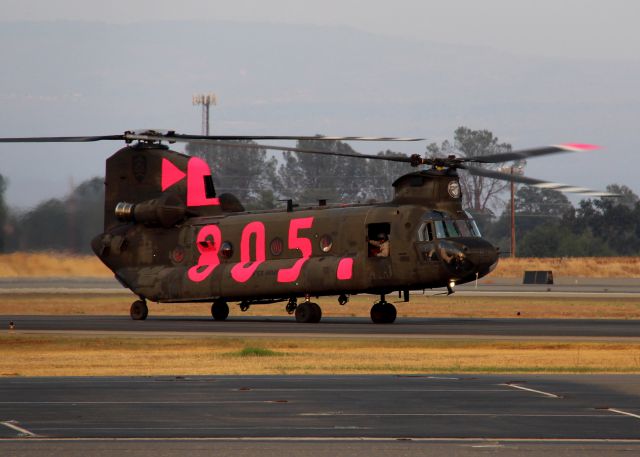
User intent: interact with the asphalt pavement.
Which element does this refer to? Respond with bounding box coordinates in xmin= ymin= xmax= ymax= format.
xmin=1 ymin=375 xmax=640 ymax=455
xmin=3 ymin=314 xmax=640 ymax=340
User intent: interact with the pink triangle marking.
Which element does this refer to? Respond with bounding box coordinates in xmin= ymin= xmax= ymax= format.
xmin=161 ymin=158 xmax=187 ymax=191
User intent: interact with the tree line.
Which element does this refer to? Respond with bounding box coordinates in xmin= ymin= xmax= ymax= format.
xmin=0 ymin=127 xmax=636 ymax=257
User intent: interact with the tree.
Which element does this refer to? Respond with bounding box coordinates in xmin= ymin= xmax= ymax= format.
xmin=9 ymin=177 xmax=104 ymax=253
xmin=515 ymin=187 xmax=572 ymax=217
xmin=604 ymin=184 xmax=638 ymax=209
xmin=278 ymin=139 xmax=369 ymax=204
xmin=187 ymin=140 xmax=281 ymax=209
xmin=363 ymin=150 xmax=410 ymax=202
xmin=519 ymin=223 xmax=613 ymax=257
xmin=573 ymin=186 xmax=640 ymax=255
xmin=17 ymin=198 xmax=69 ymax=251
xmin=427 ymin=127 xmax=517 ymax=213
xmin=68 ymin=177 xmax=104 ymax=252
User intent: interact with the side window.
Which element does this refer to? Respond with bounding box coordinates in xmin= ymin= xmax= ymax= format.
xmin=367 ymin=222 xmax=391 ymax=258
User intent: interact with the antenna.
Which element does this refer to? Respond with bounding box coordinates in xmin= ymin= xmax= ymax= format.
xmin=192 ymin=93 xmax=217 ymax=135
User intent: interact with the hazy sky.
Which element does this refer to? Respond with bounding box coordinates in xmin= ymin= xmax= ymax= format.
xmin=1 ymin=1 xmax=639 ymax=208
xmin=3 ymin=0 xmax=639 ymax=60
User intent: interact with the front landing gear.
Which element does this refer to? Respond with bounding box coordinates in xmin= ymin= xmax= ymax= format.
xmin=211 ymin=299 xmax=229 ymax=321
xmin=130 ymin=299 xmax=148 ymax=320
xmin=295 ymin=301 xmax=322 ymax=323
xmin=370 ymin=296 xmax=396 ymax=324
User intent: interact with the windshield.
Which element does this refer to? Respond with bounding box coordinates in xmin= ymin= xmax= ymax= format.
xmin=430 ymin=218 xmax=481 ymax=238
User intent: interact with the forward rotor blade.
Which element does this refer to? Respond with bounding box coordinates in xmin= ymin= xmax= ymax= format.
xmin=0 ymin=135 xmax=125 ymax=143
xmin=125 ymin=131 xmax=425 ymax=143
xmin=462 ymin=164 xmax=617 ymax=197
xmin=0 ymin=131 xmax=424 ymax=144
xmin=464 ymin=143 xmax=600 ymax=164
xmin=194 ymin=140 xmax=419 ymax=163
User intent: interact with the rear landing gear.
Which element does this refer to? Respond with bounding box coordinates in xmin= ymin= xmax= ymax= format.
xmin=285 ymin=298 xmax=297 ymax=315
xmin=211 ymin=299 xmax=229 ymax=321
xmin=295 ymin=301 xmax=322 ymax=323
xmin=130 ymin=299 xmax=148 ymax=320
xmin=370 ymin=295 xmax=396 ymax=324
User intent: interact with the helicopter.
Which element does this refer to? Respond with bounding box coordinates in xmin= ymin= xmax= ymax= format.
xmin=0 ymin=131 xmax=616 ymax=323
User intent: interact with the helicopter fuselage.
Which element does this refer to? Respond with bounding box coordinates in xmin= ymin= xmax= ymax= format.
xmin=90 ymin=143 xmax=499 ymax=316
xmin=94 ymin=200 xmax=498 ymax=304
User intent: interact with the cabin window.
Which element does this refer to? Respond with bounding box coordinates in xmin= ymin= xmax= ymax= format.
xmin=367 ymin=223 xmax=390 ymax=258
xmin=270 ymin=237 xmax=284 ymax=256
xmin=319 ymin=234 xmax=333 ymax=253
xmin=220 ymin=241 xmax=233 ymax=259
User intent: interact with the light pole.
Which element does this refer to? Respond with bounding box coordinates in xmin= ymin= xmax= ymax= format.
xmin=192 ymin=93 xmax=217 ymax=135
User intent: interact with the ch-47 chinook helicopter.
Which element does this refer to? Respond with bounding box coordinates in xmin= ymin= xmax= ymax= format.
xmin=0 ymin=131 xmax=616 ymax=323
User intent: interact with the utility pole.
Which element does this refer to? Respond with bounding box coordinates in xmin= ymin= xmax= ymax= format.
xmin=510 ymin=179 xmax=515 ymax=258
xmin=500 ymin=165 xmax=524 ymax=258
xmin=192 ymin=93 xmax=217 ymax=135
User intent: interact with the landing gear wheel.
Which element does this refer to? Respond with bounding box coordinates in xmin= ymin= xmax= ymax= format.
xmin=295 ymin=302 xmax=322 ymax=323
xmin=130 ymin=299 xmax=148 ymax=321
xmin=310 ymin=302 xmax=322 ymax=323
xmin=285 ymin=298 xmax=298 ymax=315
xmin=211 ymin=300 xmax=229 ymax=321
xmin=370 ymin=302 xmax=396 ymax=324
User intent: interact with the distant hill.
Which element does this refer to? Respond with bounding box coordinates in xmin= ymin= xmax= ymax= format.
xmin=0 ymin=20 xmax=638 ymax=207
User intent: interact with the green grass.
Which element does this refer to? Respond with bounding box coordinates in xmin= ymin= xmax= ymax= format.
xmin=229 ymin=346 xmax=284 ymax=357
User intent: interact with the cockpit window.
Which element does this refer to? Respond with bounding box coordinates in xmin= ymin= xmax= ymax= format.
xmin=423 ymin=216 xmax=481 ymax=239
xmin=434 ymin=220 xmax=447 ymax=239
xmin=417 ymin=222 xmax=435 ymax=241
xmin=444 ymin=220 xmax=460 ymax=237
xmin=454 ymin=220 xmax=472 ymax=237
xmin=467 ymin=219 xmax=482 ymax=237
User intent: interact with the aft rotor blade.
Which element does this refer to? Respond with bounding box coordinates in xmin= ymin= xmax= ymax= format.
xmin=462 ymin=164 xmax=617 ymax=197
xmin=125 ymin=132 xmax=425 ymax=143
xmin=464 ymin=143 xmax=600 ymax=164
xmin=0 ymin=135 xmax=125 ymax=143
xmin=198 ymin=141 xmax=419 ymax=163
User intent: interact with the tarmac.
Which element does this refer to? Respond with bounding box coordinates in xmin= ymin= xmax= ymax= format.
xmin=1 ymin=375 xmax=640 ymax=455
xmin=3 ymin=315 xmax=640 ymax=341
xmin=2 ymin=276 xmax=640 ymax=455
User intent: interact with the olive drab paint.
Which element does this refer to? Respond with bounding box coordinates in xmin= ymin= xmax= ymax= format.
xmin=92 ymin=143 xmax=500 ymax=320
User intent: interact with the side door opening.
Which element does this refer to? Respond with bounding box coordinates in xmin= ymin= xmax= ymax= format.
xmin=367 ymin=222 xmax=391 ymax=258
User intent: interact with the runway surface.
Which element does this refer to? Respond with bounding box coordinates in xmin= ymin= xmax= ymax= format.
xmin=1 ymin=375 xmax=640 ymax=455
xmin=3 ymin=314 xmax=640 ymax=340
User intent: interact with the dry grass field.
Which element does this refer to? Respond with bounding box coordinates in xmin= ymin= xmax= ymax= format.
xmin=1 ymin=252 xmax=640 ymax=278
xmin=0 ymin=252 xmax=110 ymax=277
xmin=2 ymin=253 xmax=639 ymax=377
xmin=2 ymin=334 xmax=640 ymax=376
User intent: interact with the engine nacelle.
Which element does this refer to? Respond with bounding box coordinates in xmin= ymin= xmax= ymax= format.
xmin=115 ymin=194 xmax=186 ymax=228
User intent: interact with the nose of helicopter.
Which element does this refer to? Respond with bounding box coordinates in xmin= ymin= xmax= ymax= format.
xmin=437 ymin=238 xmax=499 ymax=278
